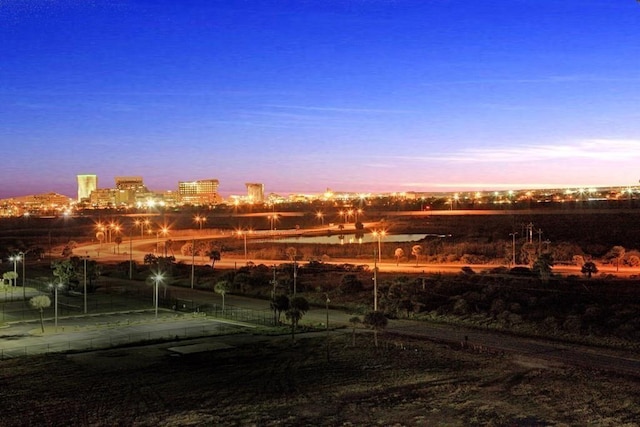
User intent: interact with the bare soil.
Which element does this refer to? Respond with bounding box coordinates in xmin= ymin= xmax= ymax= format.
xmin=1 ymin=332 xmax=639 ymax=426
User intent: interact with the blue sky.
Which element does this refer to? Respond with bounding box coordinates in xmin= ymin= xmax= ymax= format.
xmin=1 ymin=0 xmax=639 ymax=198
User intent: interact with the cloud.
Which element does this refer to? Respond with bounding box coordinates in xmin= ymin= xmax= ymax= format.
xmin=423 ymin=75 xmax=640 ymax=86
xmin=263 ymin=104 xmax=415 ymax=114
xmin=446 ymin=140 xmax=640 ymax=163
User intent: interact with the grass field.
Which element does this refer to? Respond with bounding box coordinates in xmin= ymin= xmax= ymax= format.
xmin=1 ymin=331 xmax=638 ymax=426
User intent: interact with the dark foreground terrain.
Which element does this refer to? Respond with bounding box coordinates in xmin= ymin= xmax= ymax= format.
xmin=1 ymin=332 xmax=639 ymax=426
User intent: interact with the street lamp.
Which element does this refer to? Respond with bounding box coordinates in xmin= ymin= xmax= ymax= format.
xmin=194 ymin=215 xmax=206 ymax=232
xmin=151 ymin=272 xmax=164 ymax=319
xmin=236 ymin=229 xmax=251 ymax=262
xmin=324 ymin=293 xmax=330 ymax=330
xmin=17 ymin=252 xmax=26 ymax=301
xmin=48 ymin=282 xmax=63 ymax=331
xmin=9 ymin=254 xmax=20 ymax=288
xmin=509 ymin=232 xmax=518 ymax=267
xmin=316 ymin=211 xmax=324 ymax=226
xmin=156 ymin=226 xmax=169 ymax=256
xmin=372 ymin=230 xmax=386 ymax=263
xmin=80 ymin=253 xmax=90 ymax=314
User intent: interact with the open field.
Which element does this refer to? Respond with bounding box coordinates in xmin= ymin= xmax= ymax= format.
xmin=1 ymin=332 xmax=639 ymax=426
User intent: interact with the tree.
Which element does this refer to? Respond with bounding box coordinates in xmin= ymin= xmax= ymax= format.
xmin=270 ymin=294 xmax=289 ymax=325
xmin=114 ymin=236 xmax=123 ymax=254
xmin=349 ymin=316 xmax=361 ymax=346
xmin=208 ymin=250 xmax=221 ymax=268
xmin=61 ymin=240 xmax=78 ymax=257
xmin=29 ymin=295 xmax=51 ymax=333
xmin=3 ymin=271 xmax=18 ymax=287
xmin=394 ymin=248 xmax=405 ymax=266
xmin=363 ymin=311 xmax=388 ymax=348
xmin=411 ymin=245 xmax=423 ymax=266
xmin=214 ymin=280 xmax=232 ymax=313
xmin=143 ymin=253 xmax=158 ymax=265
xmin=285 ymin=296 xmax=309 ymax=341
xmin=51 ymin=259 xmax=74 ymax=286
xmin=533 ymin=252 xmax=554 ymax=283
xmin=608 ymin=246 xmax=626 ymax=272
xmin=285 ymin=247 xmax=297 ymax=261
xmin=581 ymin=261 xmax=598 ymax=279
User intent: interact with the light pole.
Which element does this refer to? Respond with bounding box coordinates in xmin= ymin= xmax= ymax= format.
xmin=9 ymin=254 xmax=20 ymax=289
xmin=236 ymin=229 xmax=251 ymax=262
xmin=152 ymin=272 xmax=164 ymax=319
xmin=194 ymin=215 xmax=206 ymax=232
xmin=373 ymin=249 xmax=378 ymax=311
xmin=18 ymin=252 xmax=25 ymax=301
xmin=316 ymin=211 xmax=324 ymax=226
xmin=48 ymin=282 xmax=62 ymax=331
xmin=81 ymin=253 xmax=90 ymax=314
xmin=509 ymin=232 xmax=518 ymax=267
xmin=191 ymin=237 xmax=195 ymax=289
xmin=324 ymin=293 xmax=330 ymax=330
xmin=372 ymin=230 xmax=386 ymax=263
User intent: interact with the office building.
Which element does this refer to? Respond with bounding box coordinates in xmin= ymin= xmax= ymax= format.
xmin=245 ymin=182 xmax=264 ymax=203
xmin=178 ymin=179 xmax=221 ymax=205
xmin=77 ymin=174 xmax=97 ymax=202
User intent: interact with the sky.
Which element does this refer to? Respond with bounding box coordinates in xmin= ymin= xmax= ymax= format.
xmin=1 ymin=0 xmax=640 ymax=198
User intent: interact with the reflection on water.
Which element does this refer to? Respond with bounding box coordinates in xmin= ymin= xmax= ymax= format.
xmin=257 ymin=234 xmax=426 ymax=244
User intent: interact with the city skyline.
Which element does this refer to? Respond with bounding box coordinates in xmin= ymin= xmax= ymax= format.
xmin=2 ymin=1 xmax=639 ymax=198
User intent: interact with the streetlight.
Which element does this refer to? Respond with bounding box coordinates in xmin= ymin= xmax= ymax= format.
xmin=151 ymin=272 xmax=164 ymax=319
xmin=316 ymin=211 xmax=324 ymax=226
xmin=236 ymin=229 xmax=251 ymax=262
xmin=48 ymin=282 xmax=63 ymax=331
xmin=156 ymin=226 xmax=169 ymax=256
xmin=372 ymin=230 xmax=386 ymax=263
xmin=17 ymin=252 xmax=25 ymax=301
xmin=80 ymin=253 xmax=90 ymax=314
xmin=373 ymin=249 xmax=378 ymax=311
xmin=324 ymin=293 xmax=330 ymax=330
xmin=194 ymin=215 xmax=206 ymax=232
xmin=509 ymin=232 xmax=518 ymax=267
xmin=9 ymin=254 xmax=20 ymax=288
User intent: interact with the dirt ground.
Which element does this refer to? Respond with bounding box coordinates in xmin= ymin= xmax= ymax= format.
xmin=1 ymin=331 xmax=639 ymax=427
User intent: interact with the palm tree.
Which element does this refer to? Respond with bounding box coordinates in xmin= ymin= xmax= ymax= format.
xmin=286 ymin=296 xmax=309 ymax=341
xmin=270 ymin=294 xmax=290 ymax=325
xmin=394 ymin=248 xmax=404 ymax=266
xmin=349 ymin=316 xmax=361 ymax=346
xmin=364 ymin=311 xmax=388 ymax=348
xmin=411 ymin=245 xmax=423 ymax=266
xmin=214 ymin=280 xmax=232 ymax=313
xmin=29 ymin=295 xmax=51 ymax=333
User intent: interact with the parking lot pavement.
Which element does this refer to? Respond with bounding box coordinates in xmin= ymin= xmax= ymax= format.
xmin=0 ymin=310 xmax=256 ymax=359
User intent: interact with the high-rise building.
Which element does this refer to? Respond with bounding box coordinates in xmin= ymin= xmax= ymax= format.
xmin=245 ymin=182 xmax=264 ymax=203
xmin=178 ymin=179 xmax=221 ymax=205
xmin=114 ymin=176 xmax=150 ymax=205
xmin=77 ymin=174 xmax=98 ymax=201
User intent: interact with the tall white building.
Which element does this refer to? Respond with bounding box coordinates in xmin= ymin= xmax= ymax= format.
xmin=77 ymin=174 xmax=97 ymax=201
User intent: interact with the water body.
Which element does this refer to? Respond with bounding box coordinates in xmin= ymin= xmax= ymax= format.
xmin=257 ymin=233 xmax=429 ymax=244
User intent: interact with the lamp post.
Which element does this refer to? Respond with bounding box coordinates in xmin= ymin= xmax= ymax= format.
xmin=316 ymin=211 xmax=324 ymax=226
xmin=194 ymin=215 xmax=206 ymax=232
xmin=18 ymin=252 xmax=25 ymax=301
xmin=81 ymin=253 xmax=90 ymax=314
xmin=152 ymin=272 xmax=164 ymax=319
xmin=9 ymin=254 xmax=20 ymax=288
xmin=236 ymin=229 xmax=250 ymax=262
xmin=48 ymin=282 xmax=62 ymax=331
xmin=372 ymin=230 xmax=386 ymax=263
xmin=324 ymin=293 xmax=330 ymax=330
xmin=509 ymin=232 xmax=518 ymax=267
xmin=191 ymin=237 xmax=195 ymax=289
xmin=373 ymin=249 xmax=378 ymax=311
